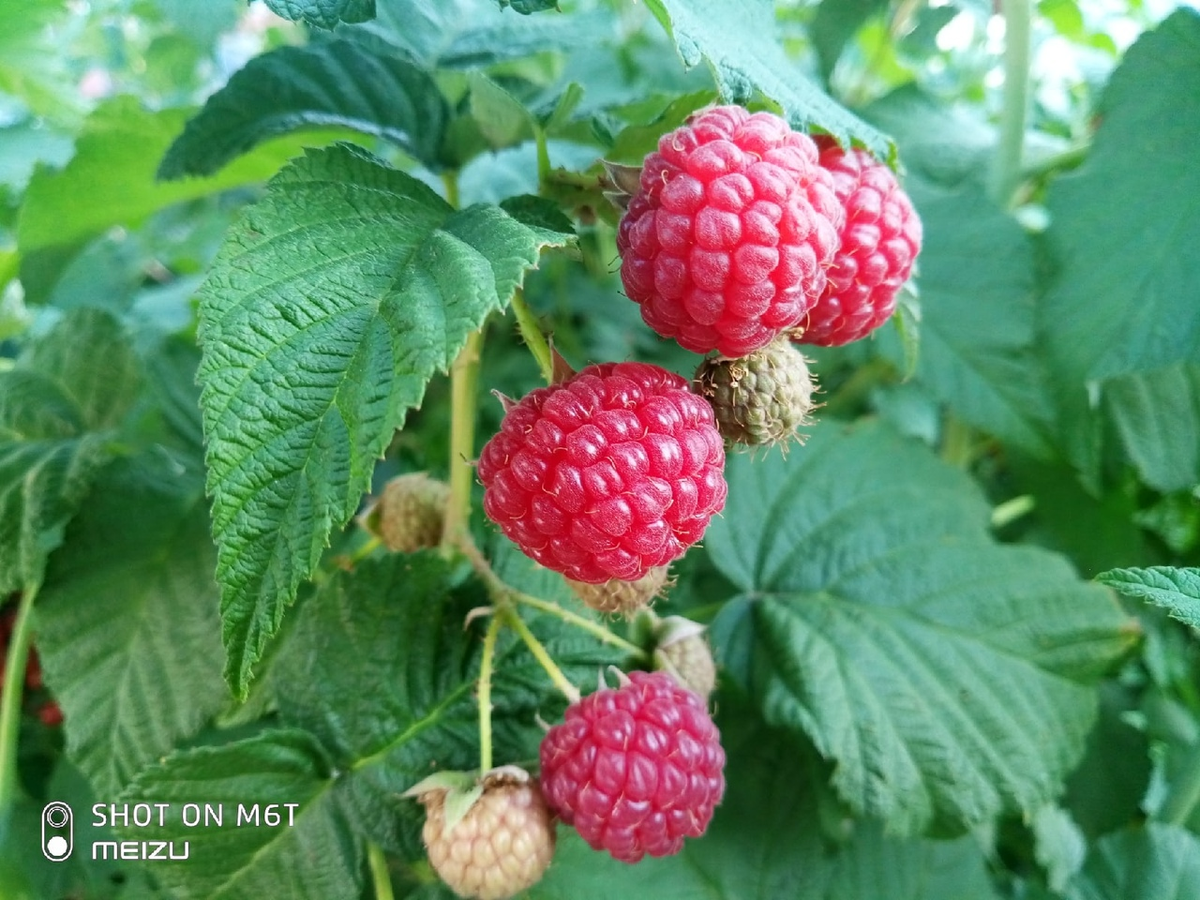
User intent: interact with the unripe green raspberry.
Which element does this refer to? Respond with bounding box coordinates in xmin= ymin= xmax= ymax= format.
xmin=567 ymin=565 xmax=671 ymax=616
xmin=413 ymin=767 xmax=556 ymax=900
xmin=363 ymin=473 xmax=451 ymax=552
xmin=643 ymin=615 xmax=717 ymax=700
xmin=694 ymin=338 xmax=817 ymax=447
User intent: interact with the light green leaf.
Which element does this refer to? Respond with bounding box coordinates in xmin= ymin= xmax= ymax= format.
xmin=878 ymin=181 xmax=1054 ymax=456
xmin=197 ymin=142 xmax=573 ymax=697
xmin=469 ymin=72 xmax=535 ymax=150
xmin=1067 ymin=824 xmax=1200 ymax=900
xmin=36 ymin=451 xmax=226 ymax=798
xmin=1096 ymin=567 xmax=1200 ymax=628
xmin=264 ymin=0 xmax=374 ymax=28
xmin=159 ymin=40 xmax=449 ymax=179
xmin=811 ymin=0 xmax=889 ymax=83
xmin=120 ymin=729 xmax=362 ymax=900
xmin=17 ymin=97 xmax=349 ymax=254
xmin=705 ymin=420 xmax=1136 ymax=834
xmin=1103 ymin=363 xmax=1200 ymax=491
xmin=1041 ymin=9 xmax=1200 ymax=486
xmin=0 ymin=309 xmax=139 ymax=593
xmin=1032 ymin=804 xmax=1087 ymax=893
xmin=641 ymin=0 xmax=891 ymax=158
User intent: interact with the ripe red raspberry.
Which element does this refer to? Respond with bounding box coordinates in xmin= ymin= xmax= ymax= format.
xmin=794 ymin=138 xmax=922 ymax=346
xmin=539 ymin=670 xmax=725 ymax=862
xmin=478 ymin=363 xmax=726 ymax=584
xmin=617 ymin=105 xmax=842 ymax=358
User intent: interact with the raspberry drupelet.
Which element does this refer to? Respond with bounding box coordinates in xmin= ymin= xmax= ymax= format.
xmin=617 ymin=105 xmax=843 ymax=358
xmin=478 ymin=362 xmax=726 ymax=584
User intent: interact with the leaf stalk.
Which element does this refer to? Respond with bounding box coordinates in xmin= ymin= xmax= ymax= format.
xmin=0 ymin=585 xmax=38 ymax=814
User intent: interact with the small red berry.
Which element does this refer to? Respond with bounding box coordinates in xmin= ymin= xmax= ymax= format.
xmin=539 ymin=670 xmax=725 ymax=863
xmin=478 ymin=362 xmax=727 ymax=584
xmin=617 ymin=105 xmax=843 ymax=358
xmin=794 ymin=138 xmax=922 ymax=346
xmin=38 ymin=702 xmax=63 ymax=727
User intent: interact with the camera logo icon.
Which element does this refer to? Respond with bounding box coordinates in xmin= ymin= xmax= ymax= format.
xmin=42 ymin=802 xmax=73 ymax=862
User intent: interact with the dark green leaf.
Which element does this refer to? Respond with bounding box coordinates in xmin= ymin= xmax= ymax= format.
xmin=1104 ymin=363 xmax=1200 ymax=491
xmin=878 ymin=181 xmax=1055 ymax=457
xmin=264 ymin=0 xmax=374 ymax=29
xmin=1066 ymin=824 xmax=1200 ymax=900
xmin=37 ymin=451 xmax=226 ymax=798
xmin=120 ymin=729 xmax=362 ymax=900
xmin=1097 ymin=567 xmax=1200 ymax=628
xmin=705 ymin=420 xmax=1135 ymax=834
xmin=1041 ymin=9 xmax=1200 ymax=486
xmin=468 ymin=72 xmax=535 ymax=150
xmin=159 ymin=40 xmax=449 ymax=179
xmin=811 ymin=0 xmax=888 ymax=83
xmin=641 ymin=0 xmax=891 ymax=158
xmin=196 ymin=143 xmax=574 ymax=696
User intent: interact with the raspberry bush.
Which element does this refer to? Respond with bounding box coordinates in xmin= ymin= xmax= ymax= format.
xmin=2 ymin=2 xmax=1200 ymax=899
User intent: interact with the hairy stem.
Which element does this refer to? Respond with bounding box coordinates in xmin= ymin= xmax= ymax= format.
xmin=990 ymin=0 xmax=1033 ymax=207
xmin=510 ymin=289 xmax=554 ymax=383
xmin=1161 ymin=741 xmax=1200 ymax=827
xmin=510 ymin=592 xmax=647 ymax=661
xmin=0 ymin=585 xmax=37 ymax=813
xmin=442 ymin=330 xmax=484 ymax=547
xmin=368 ymin=842 xmax=396 ymax=900
xmin=503 ymin=608 xmax=580 ymax=703
xmin=477 ymin=613 xmax=502 ymax=772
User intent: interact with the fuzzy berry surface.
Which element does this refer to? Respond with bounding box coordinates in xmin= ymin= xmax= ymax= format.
xmin=795 ymin=137 xmax=923 ymax=346
xmin=420 ymin=778 xmax=556 ymax=900
xmin=617 ymin=105 xmax=843 ymax=358
xmin=478 ymin=362 xmax=727 ymax=584
xmin=539 ymin=670 xmax=725 ymax=863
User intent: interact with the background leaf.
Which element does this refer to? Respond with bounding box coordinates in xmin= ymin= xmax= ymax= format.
xmin=159 ymin=40 xmax=449 ymax=179
xmin=642 ymin=0 xmax=891 ymax=157
xmin=1097 ymin=567 xmax=1200 ymax=628
xmin=36 ymin=451 xmax=226 ymax=798
xmin=264 ymin=0 xmax=375 ymax=29
xmin=1066 ymin=824 xmax=1200 ymax=900
xmin=196 ymin=143 xmax=574 ymax=696
xmin=705 ymin=421 xmax=1135 ymax=834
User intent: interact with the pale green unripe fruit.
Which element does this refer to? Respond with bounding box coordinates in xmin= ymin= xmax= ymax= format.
xmin=695 ymin=339 xmax=816 ymax=447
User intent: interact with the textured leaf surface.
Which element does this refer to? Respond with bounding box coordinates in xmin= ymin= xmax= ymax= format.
xmin=1066 ymin=824 xmax=1200 ymax=900
xmin=159 ymin=40 xmax=448 ymax=179
xmin=196 ymin=143 xmax=573 ymax=696
xmin=264 ymin=0 xmax=374 ymax=28
xmin=1097 ymin=567 xmax=1200 ymax=628
xmin=17 ymin=97 xmax=347 ymax=253
xmin=1041 ymin=9 xmax=1200 ymax=486
xmin=0 ymin=309 xmax=138 ymax=593
xmin=121 ymin=730 xmax=362 ymax=900
xmin=642 ymin=0 xmax=890 ymax=157
xmin=1104 ymin=362 xmax=1200 ymax=491
xmin=37 ymin=452 xmax=226 ymax=798
xmin=879 ymin=182 xmax=1054 ymax=456
xmin=705 ymin=421 xmax=1135 ymax=834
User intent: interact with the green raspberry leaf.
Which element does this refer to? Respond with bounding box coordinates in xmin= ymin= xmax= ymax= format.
xmin=1096 ymin=566 xmax=1200 ymax=628
xmin=641 ymin=0 xmax=891 ymax=159
xmin=1041 ymin=9 xmax=1200 ymax=489
xmin=37 ymin=451 xmax=226 ymax=798
xmin=0 ymin=309 xmax=139 ymax=593
xmin=198 ymin=143 xmax=573 ymax=698
xmin=158 ymin=40 xmax=449 ymax=179
xmin=1065 ymin=824 xmax=1200 ymax=900
xmin=705 ymin=420 xmax=1136 ymax=835
xmin=263 ymin=0 xmax=375 ymax=29
xmin=18 ymin=97 xmax=347 ymax=254
xmin=120 ymin=729 xmax=362 ymax=900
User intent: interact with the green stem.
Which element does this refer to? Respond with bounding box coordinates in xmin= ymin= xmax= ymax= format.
xmin=990 ymin=0 xmax=1033 ymax=207
xmin=533 ymin=124 xmax=552 ymax=187
xmin=368 ymin=842 xmax=396 ymax=900
xmin=510 ymin=592 xmax=646 ymax=660
xmin=1161 ymin=741 xmax=1200 ymax=827
xmin=503 ymin=608 xmax=580 ymax=703
xmin=941 ymin=416 xmax=975 ymax=469
xmin=0 ymin=586 xmax=37 ymax=813
xmin=477 ymin=613 xmax=502 ymax=773
xmin=1022 ymin=141 xmax=1089 ymax=180
xmin=510 ymin=289 xmax=554 ymax=383
xmin=441 ymin=171 xmax=460 ymax=210
xmin=442 ymin=330 xmax=484 ymax=547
